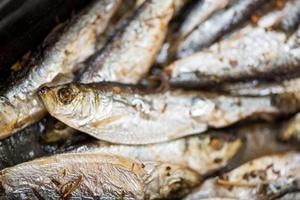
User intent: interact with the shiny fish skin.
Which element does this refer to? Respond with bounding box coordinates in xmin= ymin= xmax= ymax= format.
xmin=79 ymin=0 xmax=176 ymax=84
xmin=0 ymin=153 xmax=200 ymax=199
xmin=216 ymin=78 xmax=300 ymax=96
xmin=65 ymin=132 xmax=243 ymax=175
xmin=179 ymin=0 xmax=235 ymax=39
xmin=258 ymin=0 xmax=300 ymax=31
xmin=184 ymin=152 xmax=300 ymax=200
xmin=39 ymin=82 xmax=286 ymax=144
xmin=280 ymin=113 xmax=300 ymax=144
xmin=176 ymin=0 xmax=267 ymax=58
xmin=166 ymin=26 xmax=300 ymax=87
xmin=0 ymin=0 xmax=121 ymax=139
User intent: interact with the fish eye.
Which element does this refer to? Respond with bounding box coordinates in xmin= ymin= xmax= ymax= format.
xmin=57 ymin=87 xmax=75 ymax=104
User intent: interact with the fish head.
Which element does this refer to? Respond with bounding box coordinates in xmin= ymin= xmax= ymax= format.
xmin=39 ymin=83 xmax=91 ymax=122
xmin=144 ymin=162 xmax=201 ymax=199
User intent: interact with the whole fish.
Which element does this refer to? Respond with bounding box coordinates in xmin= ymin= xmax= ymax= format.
xmin=79 ymin=0 xmax=177 ymax=84
xmin=64 ymin=132 xmax=243 ymax=175
xmin=39 ymin=82 xmax=292 ymax=144
xmin=0 ymin=0 xmax=121 ymax=139
xmin=176 ymin=0 xmax=267 ymax=58
xmin=166 ymin=26 xmax=300 ymax=87
xmin=0 ymin=153 xmax=200 ymax=199
xmin=280 ymin=113 xmax=300 ymax=144
xmin=178 ymin=0 xmax=236 ymax=40
xmin=184 ymin=152 xmax=300 ymax=200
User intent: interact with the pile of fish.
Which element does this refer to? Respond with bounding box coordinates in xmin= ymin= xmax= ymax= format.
xmin=1 ymin=0 xmax=300 ymax=199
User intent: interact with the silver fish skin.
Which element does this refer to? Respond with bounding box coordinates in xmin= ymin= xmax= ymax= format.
xmin=79 ymin=0 xmax=176 ymax=84
xmin=166 ymin=26 xmax=300 ymax=87
xmin=280 ymin=113 xmax=300 ymax=144
xmin=184 ymin=152 xmax=300 ymax=200
xmin=216 ymin=78 xmax=300 ymax=96
xmin=0 ymin=0 xmax=121 ymax=139
xmin=179 ymin=0 xmax=236 ymax=39
xmin=39 ymin=82 xmax=284 ymax=144
xmin=176 ymin=0 xmax=267 ymax=58
xmin=66 ymin=132 xmax=243 ymax=175
xmin=0 ymin=153 xmax=200 ymax=200
xmin=258 ymin=0 xmax=300 ymax=31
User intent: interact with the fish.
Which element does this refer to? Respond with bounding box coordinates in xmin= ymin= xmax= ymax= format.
xmin=215 ymin=78 xmax=300 ymax=96
xmin=165 ymin=26 xmax=300 ymax=87
xmin=178 ymin=0 xmax=236 ymax=40
xmin=0 ymin=0 xmax=121 ymax=139
xmin=63 ymin=131 xmax=243 ymax=175
xmin=183 ymin=152 xmax=300 ymax=200
xmin=0 ymin=153 xmax=200 ymax=199
xmin=79 ymin=0 xmax=177 ymax=84
xmin=280 ymin=113 xmax=300 ymax=144
xmin=233 ymin=123 xmax=298 ymax=166
xmin=38 ymin=82 xmax=294 ymax=144
xmin=258 ymin=0 xmax=300 ymax=31
xmin=0 ymin=117 xmax=89 ymax=170
xmin=176 ymin=0 xmax=267 ymax=58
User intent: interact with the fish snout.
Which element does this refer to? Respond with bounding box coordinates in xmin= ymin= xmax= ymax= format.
xmin=39 ymin=86 xmax=51 ymax=96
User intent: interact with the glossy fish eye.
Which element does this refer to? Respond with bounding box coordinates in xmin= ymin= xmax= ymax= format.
xmin=58 ymin=87 xmax=75 ymax=104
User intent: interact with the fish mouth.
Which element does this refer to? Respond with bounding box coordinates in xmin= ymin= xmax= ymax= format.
xmin=38 ymin=86 xmax=52 ymax=98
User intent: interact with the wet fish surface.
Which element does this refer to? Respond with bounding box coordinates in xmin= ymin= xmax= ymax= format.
xmin=0 ymin=0 xmax=121 ymax=139
xmin=38 ymin=82 xmax=296 ymax=144
xmin=166 ymin=26 xmax=300 ymax=87
xmin=178 ymin=0 xmax=236 ymax=40
xmin=176 ymin=0 xmax=267 ymax=58
xmin=79 ymin=0 xmax=177 ymax=84
xmin=64 ymin=131 xmax=243 ymax=175
xmin=184 ymin=152 xmax=300 ymax=200
xmin=0 ymin=153 xmax=200 ymax=199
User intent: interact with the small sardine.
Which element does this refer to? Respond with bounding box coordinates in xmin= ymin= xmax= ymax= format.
xmin=79 ymin=0 xmax=176 ymax=84
xmin=184 ymin=152 xmax=300 ymax=200
xmin=0 ymin=153 xmax=200 ymax=199
xmin=280 ymin=113 xmax=300 ymax=144
xmin=0 ymin=0 xmax=121 ymax=139
xmin=38 ymin=82 xmax=292 ymax=144
xmin=166 ymin=26 xmax=300 ymax=87
xmin=65 ymin=132 xmax=243 ymax=175
xmin=176 ymin=0 xmax=267 ymax=58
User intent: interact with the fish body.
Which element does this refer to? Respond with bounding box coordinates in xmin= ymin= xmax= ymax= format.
xmin=179 ymin=0 xmax=235 ymax=39
xmin=39 ymin=82 xmax=285 ymax=144
xmin=258 ymin=0 xmax=300 ymax=31
xmin=0 ymin=0 xmax=121 ymax=139
xmin=176 ymin=0 xmax=267 ymax=58
xmin=0 ymin=153 xmax=200 ymax=199
xmin=184 ymin=152 xmax=300 ymax=200
xmin=79 ymin=0 xmax=176 ymax=84
xmin=216 ymin=78 xmax=300 ymax=96
xmin=166 ymin=26 xmax=300 ymax=87
xmin=65 ymin=132 xmax=243 ymax=175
